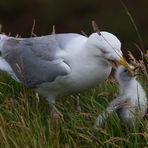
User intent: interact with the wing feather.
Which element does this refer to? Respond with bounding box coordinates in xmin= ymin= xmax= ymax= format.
xmin=2 ymin=34 xmax=81 ymax=87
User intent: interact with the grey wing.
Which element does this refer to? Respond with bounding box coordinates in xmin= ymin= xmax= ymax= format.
xmin=2 ymin=34 xmax=77 ymax=88
xmin=24 ymin=33 xmax=83 ymax=60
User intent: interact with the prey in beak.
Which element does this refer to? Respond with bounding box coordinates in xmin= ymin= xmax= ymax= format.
xmin=109 ymin=57 xmax=133 ymax=76
xmin=118 ymin=57 xmax=134 ymax=76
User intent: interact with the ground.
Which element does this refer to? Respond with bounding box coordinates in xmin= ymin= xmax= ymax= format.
xmin=0 ymin=73 xmax=147 ymax=148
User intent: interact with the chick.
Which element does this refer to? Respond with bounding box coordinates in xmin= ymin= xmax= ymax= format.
xmin=94 ymin=65 xmax=147 ymax=128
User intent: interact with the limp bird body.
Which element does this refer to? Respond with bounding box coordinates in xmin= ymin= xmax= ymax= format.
xmin=115 ymin=66 xmax=147 ymax=126
xmin=94 ymin=66 xmax=147 ymax=127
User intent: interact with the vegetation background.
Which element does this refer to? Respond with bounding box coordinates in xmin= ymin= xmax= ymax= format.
xmin=0 ymin=0 xmax=148 ymax=147
xmin=0 ymin=0 xmax=148 ymax=52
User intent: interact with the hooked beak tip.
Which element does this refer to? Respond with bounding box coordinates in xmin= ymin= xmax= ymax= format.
xmin=117 ymin=58 xmax=133 ymax=75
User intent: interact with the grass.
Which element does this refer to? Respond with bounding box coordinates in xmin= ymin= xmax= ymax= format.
xmin=0 ymin=72 xmax=147 ymax=148
xmin=0 ymin=9 xmax=148 ymax=146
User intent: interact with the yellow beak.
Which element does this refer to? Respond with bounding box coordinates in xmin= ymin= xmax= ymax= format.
xmin=118 ymin=57 xmax=132 ymax=74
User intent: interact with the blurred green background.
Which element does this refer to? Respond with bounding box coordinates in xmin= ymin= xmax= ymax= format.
xmin=0 ymin=0 xmax=147 ymax=55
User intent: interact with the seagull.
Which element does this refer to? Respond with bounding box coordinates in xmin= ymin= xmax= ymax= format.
xmin=94 ymin=65 xmax=147 ymax=128
xmin=0 ymin=32 xmax=130 ymax=116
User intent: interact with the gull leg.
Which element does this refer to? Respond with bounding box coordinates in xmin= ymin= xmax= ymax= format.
xmin=47 ymin=96 xmax=63 ymax=119
xmin=50 ymin=105 xmax=63 ymax=119
xmin=71 ymin=95 xmax=81 ymax=112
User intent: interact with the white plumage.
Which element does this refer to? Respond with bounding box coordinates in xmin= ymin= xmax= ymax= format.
xmin=94 ymin=65 xmax=147 ymax=128
xmin=0 ymin=32 xmax=130 ymax=115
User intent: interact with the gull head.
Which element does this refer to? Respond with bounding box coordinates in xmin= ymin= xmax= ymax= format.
xmin=88 ymin=31 xmax=131 ymax=72
xmin=115 ymin=65 xmax=136 ymax=84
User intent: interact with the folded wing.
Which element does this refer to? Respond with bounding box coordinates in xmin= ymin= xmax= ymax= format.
xmin=2 ymin=34 xmax=80 ymax=87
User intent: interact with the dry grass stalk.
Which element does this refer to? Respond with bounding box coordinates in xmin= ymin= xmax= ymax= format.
xmin=128 ymin=51 xmax=148 ymax=76
xmin=91 ymin=20 xmax=101 ymax=35
xmin=31 ymin=19 xmax=37 ymax=37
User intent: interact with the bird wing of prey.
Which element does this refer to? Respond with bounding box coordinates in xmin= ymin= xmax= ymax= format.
xmin=2 ymin=34 xmax=81 ymax=88
xmin=94 ymin=96 xmax=131 ymax=128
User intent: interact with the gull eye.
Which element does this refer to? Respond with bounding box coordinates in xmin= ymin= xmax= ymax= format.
xmin=102 ymin=50 xmax=107 ymax=54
